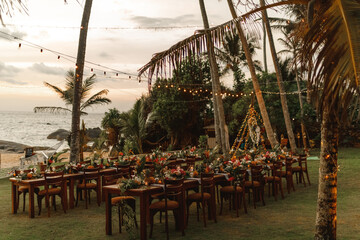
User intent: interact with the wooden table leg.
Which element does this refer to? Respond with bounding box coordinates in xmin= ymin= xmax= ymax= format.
xmin=105 ymin=190 xmax=112 ymax=235
xmin=28 ymin=184 xmax=35 ymax=218
xmin=139 ymin=193 xmax=148 ymax=240
xmin=11 ymin=182 xmax=17 ymax=214
xmin=69 ymin=178 xmax=75 ymax=209
xmin=97 ymin=177 xmax=102 ymax=206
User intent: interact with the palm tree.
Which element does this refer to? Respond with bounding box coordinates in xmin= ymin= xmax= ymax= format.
xmin=259 ymin=0 xmax=297 ymax=153
xmin=299 ymin=2 xmax=360 ymax=239
xmin=70 ymin=0 xmax=93 ymax=164
xmin=199 ymin=0 xmax=229 ymax=153
xmin=278 ymin=28 xmax=307 ymax=149
xmin=215 ymin=32 xmax=262 ymax=84
xmin=34 ymin=70 xmax=111 ymax=115
xmin=119 ymin=97 xmax=152 ymax=154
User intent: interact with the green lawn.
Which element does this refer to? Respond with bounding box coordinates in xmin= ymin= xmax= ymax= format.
xmin=0 ymin=148 xmax=359 ymax=240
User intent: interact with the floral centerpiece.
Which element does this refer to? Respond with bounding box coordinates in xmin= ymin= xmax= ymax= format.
xmin=163 ymin=166 xmax=187 ymax=180
xmin=10 ymin=167 xmax=42 ymax=181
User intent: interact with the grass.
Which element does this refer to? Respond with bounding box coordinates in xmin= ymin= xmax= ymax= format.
xmin=0 ymin=148 xmax=359 ymax=240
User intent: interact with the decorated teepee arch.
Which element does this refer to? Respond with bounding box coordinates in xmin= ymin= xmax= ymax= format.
xmin=229 ymin=105 xmax=266 ymax=157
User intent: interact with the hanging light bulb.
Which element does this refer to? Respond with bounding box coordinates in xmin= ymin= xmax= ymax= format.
xmin=116 ymin=73 xmax=119 ymax=76
xmin=104 ymin=71 xmax=106 ymax=75
xmin=40 ymin=49 xmax=43 ymax=53
xmin=18 ymin=43 xmax=21 ymax=48
xmin=57 ymin=56 xmax=60 ymax=59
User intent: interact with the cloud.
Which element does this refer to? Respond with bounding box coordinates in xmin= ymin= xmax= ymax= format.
xmin=130 ymin=14 xmax=198 ymax=27
xmin=0 ymin=62 xmax=25 ymax=85
xmin=99 ymin=51 xmax=113 ymax=59
xmin=30 ymin=63 xmax=65 ymax=76
xmin=0 ymin=27 xmax=27 ymax=41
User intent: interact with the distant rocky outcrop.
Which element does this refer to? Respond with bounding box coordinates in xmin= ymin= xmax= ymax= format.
xmin=47 ymin=129 xmax=70 ymax=141
xmin=0 ymin=140 xmax=29 ymax=153
xmin=86 ymin=127 xmax=101 ymax=139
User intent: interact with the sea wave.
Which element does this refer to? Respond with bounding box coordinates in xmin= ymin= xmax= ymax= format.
xmin=0 ymin=111 xmax=104 ymax=147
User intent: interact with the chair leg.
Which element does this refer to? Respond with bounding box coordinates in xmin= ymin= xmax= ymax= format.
xmin=252 ymin=188 xmax=256 ymax=209
xmin=305 ymin=170 xmax=311 ymax=185
xmin=196 ymin=202 xmax=200 ymax=222
xmin=149 ymin=210 xmax=154 ymax=238
xmin=85 ymin=189 xmax=88 ymax=209
xmin=46 ymin=195 xmax=51 ymax=217
xmin=302 ymin=171 xmax=306 ymax=187
xmin=219 ymin=192 xmax=223 ymax=215
xmin=118 ymin=205 xmax=122 ymax=233
xmin=38 ymin=196 xmax=42 ymax=216
xmin=202 ymin=201 xmax=206 ymax=227
xmin=242 ymin=192 xmax=247 ymax=214
xmin=186 ymin=201 xmax=190 ymax=225
xmin=165 ymin=210 xmax=169 ymax=240
xmin=23 ymin=192 xmax=26 ymax=212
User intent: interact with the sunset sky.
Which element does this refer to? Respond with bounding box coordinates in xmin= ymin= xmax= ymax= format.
xmin=0 ymin=0 xmax=278 ymax=113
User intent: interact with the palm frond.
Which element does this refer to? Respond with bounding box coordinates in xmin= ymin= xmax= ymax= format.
xmin=81 ymin=89 xmax=111 ymax=110
xmin=43 ymin=82 xmax=66 ymax=99
xmin=301 ymin=0 xmax=360 ymax=120
xmin=33 ymin=107 xmax=71 ymax=114
xmin=138 ymin=0 xmax=306 ymax=84
xmin=81 ymin=74 xmax=97 ymax=99
xmin=0 ymin=0 xmax=28 ymax=26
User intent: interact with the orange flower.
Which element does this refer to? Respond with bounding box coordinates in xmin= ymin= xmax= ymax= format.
xmin=193 ymin=170 xmax=199 ymax=177
xmin=27 ymin=173 xmax=33 ymax=179
xmin=87 ymin=165 xmax=94 ymax=169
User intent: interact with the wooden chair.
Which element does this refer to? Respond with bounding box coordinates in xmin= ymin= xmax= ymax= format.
xmin=264 ymin=162 xmax=284 ymax=201
xmin=76 ymin=167 xmax=101 ymax=209
xmin=276 ymin=156 xmax=296 ymax=194
xmin=15 ymin=169 xmax=40 ymax=212
xmin=244 ymin=165 xmax=265 ymax=209
xmin=219 ymin=169 xmax=247 ymax=217
xmin=292 ymin=154 xmax=311 ymax=186
xmin=186 ymin=173 xmax=217 ymax=227
xmin=110 ymin=196 xmax=138 ymax=233
xmin=37 ymin=171 xmax=66 ymax=217
xmin=116 ymin=164 xmax=131 ymax=178
xmin=149 ymin=178 xmax=185 ymax=240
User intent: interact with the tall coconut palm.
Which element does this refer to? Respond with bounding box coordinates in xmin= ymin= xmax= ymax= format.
xmin=70 ymin=0 xmax=93 ymax=163
xmin=278 ymin=28 xmax=308 ymax=148
xmin=225 ymin=0 xmax=279 ymax=149
xmin=299 ymin=2 xmax=360 ymax=239
xmin=34 ymin=70 xmax=111 ymax=115
xmin=259 ymin=0 xmax=297 ymax=153
xmin=199 ymin=0 xmax=229 ymax=153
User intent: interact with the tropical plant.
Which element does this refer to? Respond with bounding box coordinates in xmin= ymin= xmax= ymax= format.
xmin=101 ymin=108 xmax=122 ymax=147
xmin=119 ymin=97 xmax=152 ymax=154
xmin=34 ymin=70 xmax=111 ymax=115
xmin=215 ymin=32 xmax=262 ymax=85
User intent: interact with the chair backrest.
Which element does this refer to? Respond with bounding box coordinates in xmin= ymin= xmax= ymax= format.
xmin=116 ymin=165 xmax=131 ymax=178
xmin=250 ymin=165 xmax=264 ymax=183
xmin=297 ymin=154 xmax=308 ymax=169
xmin=200 ymin=173 xmax=215 ymax=196
xmin=83 ymin=167 xmax=100 ymax=181
xmin=44 ymin=171 xmax=65 ymax=189
xmin=272 ymin=162 xmax=283 ymax=176
xmin=186 ymin=158 xmax=196 ymax=170
xmin=164 ymin=178 xmax=184 ymax=205
xmin=285 ymin=157 xmax=294 ymax=172
xmin=103 ymin=172 xmax=124 ymax=186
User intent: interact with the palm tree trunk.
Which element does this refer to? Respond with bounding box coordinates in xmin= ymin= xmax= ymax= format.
xmin=70 ymin=0 xmax=93 ymax=164
xmin=260 ymin=0 xmax=296 ymax=153
xmin=226 ymin=0 xmax=278 ymax=149
xmin=315 ymin=106 xmax=338 ymax=240
xmin=199 ymin=0 xmax=229 ymax=153
xmin=295 ymin=64 xmax=307 ymax=149
xmin=262 ymin=20 xmax=268 ymax=75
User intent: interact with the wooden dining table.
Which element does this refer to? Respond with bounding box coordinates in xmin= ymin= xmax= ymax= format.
xmin=103 ymin=175 xmax=227 ymax=240
xmin=9 ymin=168 xmax=118 ymax=218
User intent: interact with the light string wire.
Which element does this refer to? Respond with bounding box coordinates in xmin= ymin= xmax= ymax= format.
xmin=0 ymin=30 xmax=140 ymax=80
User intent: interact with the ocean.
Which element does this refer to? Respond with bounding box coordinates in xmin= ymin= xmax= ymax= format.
xmin=0 ymin=111 xmax=104 ymax=147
